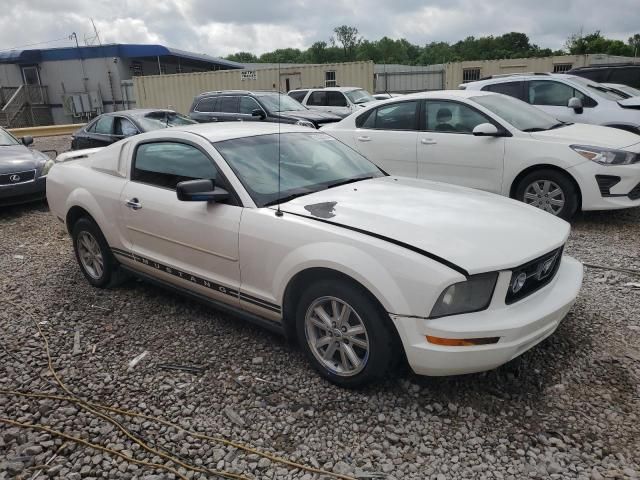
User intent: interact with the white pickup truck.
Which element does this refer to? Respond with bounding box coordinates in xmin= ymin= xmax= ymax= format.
xmin=47 ymin=122 xmax=583 ymax=387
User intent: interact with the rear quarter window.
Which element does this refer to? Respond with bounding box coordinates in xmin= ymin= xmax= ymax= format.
xmin=288 ymin=90 xmax=308 ymax=103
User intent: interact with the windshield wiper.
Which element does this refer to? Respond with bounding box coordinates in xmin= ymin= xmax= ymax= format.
xmin=264 ymin=191 xmax=314 ymax=207
xmin=547 ymin=122 xmax=569 ymax=130
xmin=521 ymin=127 xmax=547 ymax=132
xmin=326 ymin=176 xmax=374 ymax=189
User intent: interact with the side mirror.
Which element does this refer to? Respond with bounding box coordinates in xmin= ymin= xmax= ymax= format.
xmin=472 ymin=123 xmax=500 ymax=137
xmin=568 ymin=97 xmax=583 ymax=114
xmin=252 ymin=109 xmax=266 ymax=120
xmin=176 ymin=179 xmax=229 ymax=203
xmin=21 ymin=136 xmax=33 ymax=146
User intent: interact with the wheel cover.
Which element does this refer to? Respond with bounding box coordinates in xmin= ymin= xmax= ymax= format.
xmin=304 ymin=296 xmax=370 ymax=377
xmin=523 ymin=180 xmax=565 ymax=215
xmin=77 ymin=231 xmax=104 ymax=280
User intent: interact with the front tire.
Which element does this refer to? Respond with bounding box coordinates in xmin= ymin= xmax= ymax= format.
xmin=295 ymin=279 xmax=396 ymax=388
xmin=72 ymin=217 xmax=115 ymax=288
xmin=515 ymin=169 xmax=579 ymax=220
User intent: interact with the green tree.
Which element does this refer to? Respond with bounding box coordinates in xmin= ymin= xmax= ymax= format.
xmin=629 ymin=34 xmax=640 ymax=56
xmin=225 ymin=51 xmax=259 ymax=63
xmin=333 ymin=25 xmax=362 ymax=60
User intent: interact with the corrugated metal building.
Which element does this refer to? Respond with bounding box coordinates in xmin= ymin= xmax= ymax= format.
xmin=134 ymin=61 xmax=375 ymax=113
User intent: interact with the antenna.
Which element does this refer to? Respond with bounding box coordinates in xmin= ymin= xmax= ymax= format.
xmin=275 ymin=61 xmax=283 ymax=217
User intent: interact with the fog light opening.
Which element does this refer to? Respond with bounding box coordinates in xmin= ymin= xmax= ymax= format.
xmin=426 ymin=336 xmax=500 ymax=347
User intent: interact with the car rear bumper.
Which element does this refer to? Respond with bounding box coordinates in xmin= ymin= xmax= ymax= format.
xmin=391 ymin=255 xmax=583 ymax=376
xmin=0 ymin=176 xmax=46 ymax=206
xmin=568 ymin=161 xmax=640 ymax=210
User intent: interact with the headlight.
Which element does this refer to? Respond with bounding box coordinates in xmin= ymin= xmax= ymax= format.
xmin=570 ymin=145 xmax=639 ymax=165
xmin=429 ymin=272 xmax=498 ymax=319
xmin=39 ymin=159 xmax=55 ymax=177
xmin=296 ymin=120 xmax=316 ymax=129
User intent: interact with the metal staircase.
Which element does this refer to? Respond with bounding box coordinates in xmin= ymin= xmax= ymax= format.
xmin=0 ymin=85 xmax=52 ymax=128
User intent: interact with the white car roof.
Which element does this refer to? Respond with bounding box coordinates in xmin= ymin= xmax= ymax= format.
xmin=290 ymin=86 xmax=363 ymax=92
xmin=149 ymin=122 xmax=316 ymax=143
xmin=463 ymin=73 xmax=582 ymax=88
xmin=401 ymin=89 xmax=494 ymax=100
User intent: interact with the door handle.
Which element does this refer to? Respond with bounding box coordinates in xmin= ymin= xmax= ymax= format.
xmin=421 ymin=138 xmax=437 ymax=145
xmin=357 ymin=136 xmax=371 ymax=142
xmin=125 ymin=198 xmax=142 ymax=210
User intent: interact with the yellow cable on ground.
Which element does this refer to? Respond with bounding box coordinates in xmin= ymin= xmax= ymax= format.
xmin=4 ymin=300 xmax=359 ymax=480
xmin=0 ymin=417 xmax=188 ymax=480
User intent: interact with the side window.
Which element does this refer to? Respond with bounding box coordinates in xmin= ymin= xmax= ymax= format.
xmin=239 ymin=96 xmax=261 ymax=114
xmin=609 ymin=68 xmax=637 ymax=86
xmin=425 ymin=101 xmax=490 ymax=134
xmin=359 ymin=101 xmax=418 ymax=131
xmin=528 ymin=80 xmax=585 ymax=107
xmin=482 ymin=81 xmax=523 ymax=100
xmin=85 ymin=121 xmax=97 ymax=133
xmin=114 ymin=117 xmax=138 ymax=137
xmin=219 ymin=96 xmax=239 ymax=113
xmin=307 ymin=91 xmax=327 ymax=106
xmin=288 ymin=90 xmax=308 ymax=103
xmin=94 ymin=116 xmax=114 ymax=135
xmin=327 ymin=91 xmax=348 ymax=107
xmin=132 ymin=142 xmax=218 ymax=190
xmin=195 ymin=97 xmax=218 ymax=112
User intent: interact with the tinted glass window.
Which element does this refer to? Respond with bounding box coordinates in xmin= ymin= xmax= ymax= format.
xmin=288 ymin=90 xmax=308 ymax=102
xmin=608 ymin=68 xmax=639 ymax=87
xmin=94 ymin=116 xmax=114 ymax=135
xmin=307 ymin=91 xmax=327 ymax=106
xmin=0 ymin=127 xmax=19 ymax=145
xmin=219 ymin=96 xmax=239 ymax=113
xmin=85 ymin=121 xmax=97 ymax=133
xmin=133 ymin=142 xmax=218 ymax=190
xmin=528 ymin=80 xmax=586 ymax=106
xmin=360 ymin=101 xmax=418 ymax=131
xmin=425 ymin=101 xmax=490 ymax=133
xmin=239 ymin=96 xmax=261 ymax=114
xmin=327 ymin=91 xmax=348 ymax=107
xmin=114 ymin=117 xmax=138 ymax=137
xmin=483 ymin=81 xmax=523 ymax=100
xmin=196 ymin=97 xmax=218 ymax=112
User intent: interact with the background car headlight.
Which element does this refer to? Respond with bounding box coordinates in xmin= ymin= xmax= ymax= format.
xmin=39 ymin=159 xmax=55 ymax=177
xmin=570 ymin=145 xmax=639 ymax=165
xmin=429 ymin=272 xmax=498 ymax=319
xmin=296 ymin=120 xmax=316 ymax=129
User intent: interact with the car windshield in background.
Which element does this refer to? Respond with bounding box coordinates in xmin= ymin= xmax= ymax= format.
xmin=0 ymin=128 xmax=20 ymax=146
xmin=136 ymin=112 xmax=196 ymax=131
xmin=345 ymin=89 xmax=375 ymax=104
xmin=470 ymin=94 xmax=563 ymax=132
xmin=256 ymin=93 xmax=307 ymax=113
xmin=214 ymin=132 xmax=384 ymax=207
xmin=569 ymin=77 xmax=627 ymax=101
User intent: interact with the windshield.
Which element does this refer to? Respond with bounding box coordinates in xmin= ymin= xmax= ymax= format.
xmin=0 ymin=128 xmax=20 ymax=146
xmin=470 ymin=94 xmax=565 ymax=132
xmin=136 ymin=112 xmax=196 ymax=131
xmin=256 ymin=93 xmax=307 ymax=113
xmin=345 ymin=89 xmax=375 ymax=104
xmin=568 ymin=77 xmax=627 ymax=101
xmin=214 ymin=132 xmax=384 ymax=207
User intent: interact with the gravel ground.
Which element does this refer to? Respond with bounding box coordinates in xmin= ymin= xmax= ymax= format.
xmin=0 ymin=136 xmax=639 ymax=479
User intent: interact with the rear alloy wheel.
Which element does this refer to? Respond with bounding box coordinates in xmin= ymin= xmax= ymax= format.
xmin=296 ymin=279 xmax=396 ymax=387
xmin=515 ymin=169 xmax=578 ymax=220
xmin=72 ymin=217 xmax=115 ymax=288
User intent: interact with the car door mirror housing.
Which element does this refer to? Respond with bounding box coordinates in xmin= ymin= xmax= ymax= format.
xmin=472 ymin=123 xmax=500 ymax=137
xmin=21 ymin=136 xmax=33 ymax=146
xmin=568 ymin=97 xmax=583 ymax=113
xmin=252 ymin=109 xmax=266 ymax=119
xmin=176 ymin=179 xmax=230 ymax=202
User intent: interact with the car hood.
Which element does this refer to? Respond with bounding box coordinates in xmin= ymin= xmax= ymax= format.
xmin=0 ymin=145 xmax=47 ymax=174
xmin=279 ymin=176 xmax=569 ymax=275
xmin=529 ymin=123 xmax=640 ymax=150
xmin=618 ymin=97 xmax=640 ymax=108
xmin=278 ymin=110 xmax=342 ymax=122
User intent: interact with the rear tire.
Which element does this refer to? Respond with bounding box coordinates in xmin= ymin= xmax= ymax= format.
xmin=295 ymin=279 xmax=397 ymax=388
xmin=515 ymin=169 xmax=578 ymax=220
xmin=71 ymin=217 xmax=115 ymax=288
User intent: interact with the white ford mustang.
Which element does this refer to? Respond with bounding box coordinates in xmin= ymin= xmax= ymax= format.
xmin=47 ymin=123 xmax=583 ymax=387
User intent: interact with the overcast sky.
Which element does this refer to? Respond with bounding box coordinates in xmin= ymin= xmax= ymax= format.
xmin=0 ymin=0 xmax=638 ymax=57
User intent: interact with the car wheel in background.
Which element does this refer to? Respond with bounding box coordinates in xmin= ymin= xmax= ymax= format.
xmin=296 ymin=278 xmax=396 ymax=388
xmin=71 ymin=217 xmax=115 ymax=288
xmin=515 ymin=169 xmax=579 ymax=220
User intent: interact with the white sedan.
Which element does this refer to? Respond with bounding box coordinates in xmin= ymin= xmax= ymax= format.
xmin=323 ymin=90 xmax=640 ymax=219
xmin=47 ymin=123 xmax=583 ymax=387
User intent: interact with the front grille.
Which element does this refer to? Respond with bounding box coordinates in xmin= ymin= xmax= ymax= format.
xmin=0 ymin=169 xmax=36 ymax=186
xmin=595 ymin=175 xmax=621 ymax=196
xmin=505 ymin=247 xmax=563 ymax=305
xmin=629 ymin=182 xmax=640 ymax=200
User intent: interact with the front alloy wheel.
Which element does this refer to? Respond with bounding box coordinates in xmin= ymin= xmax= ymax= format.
xmin=515 ymin=169 xmax=578 ymax=220
xmin=523 ymin=180 xmax=565 ymax=216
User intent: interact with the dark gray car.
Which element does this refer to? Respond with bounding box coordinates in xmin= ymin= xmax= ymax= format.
xmin=0 ymin=127 xmax=53 ymax=207
xmin=188 ymin=91 xmax=342 ymax=128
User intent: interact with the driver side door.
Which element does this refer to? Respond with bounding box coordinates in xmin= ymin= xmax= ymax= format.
xmin=118 ymin=140 xmax=242 ymax=308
